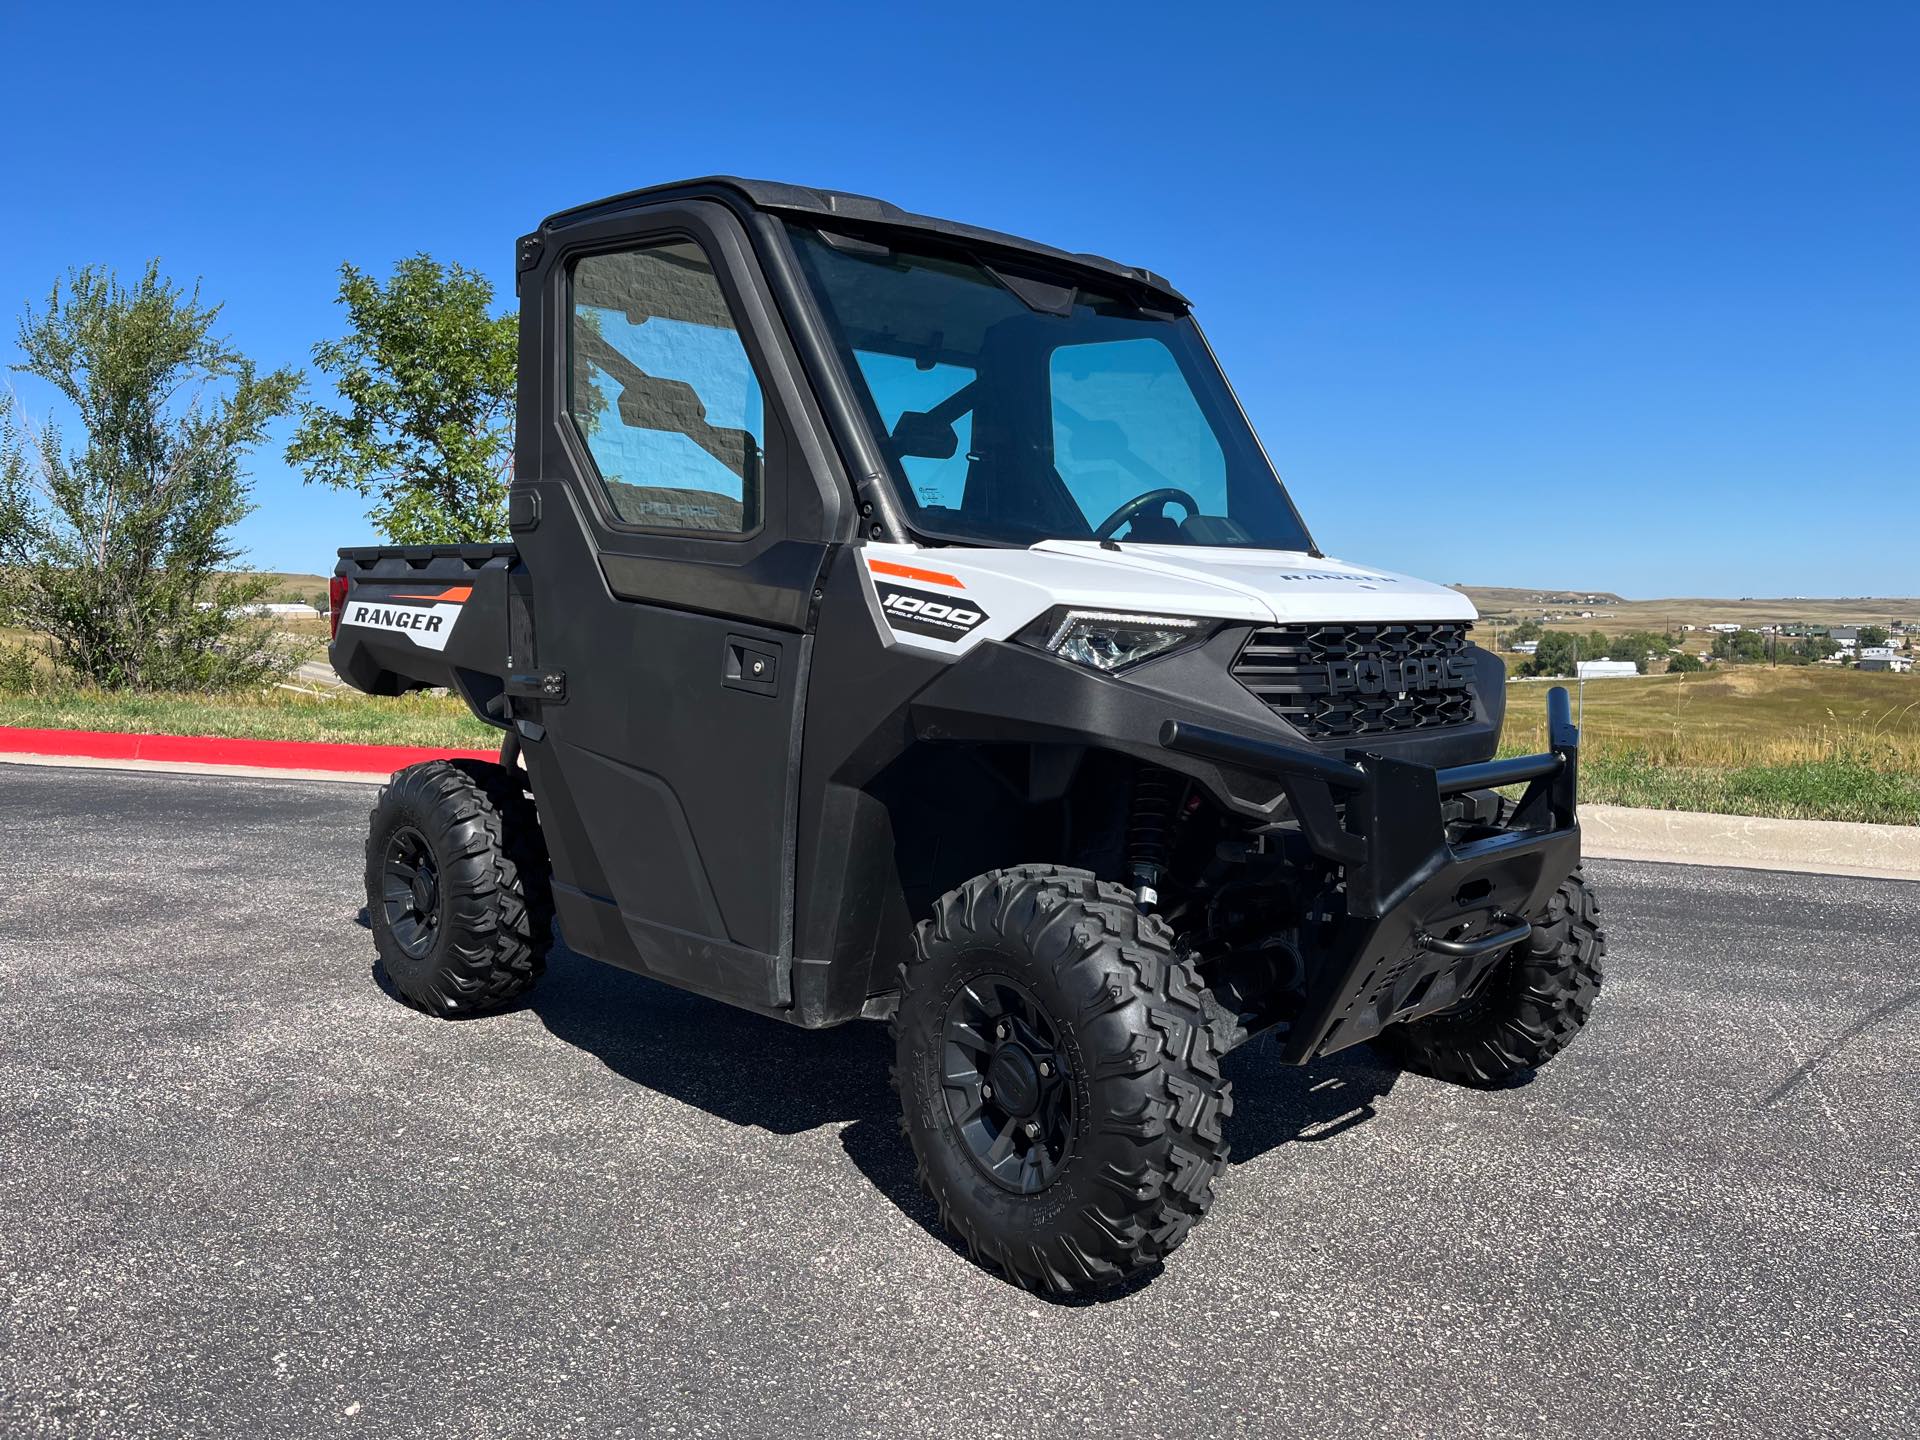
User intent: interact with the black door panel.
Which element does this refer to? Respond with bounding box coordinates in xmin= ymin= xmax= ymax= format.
xmin=508 ymin=200 xmax=852 ymax=1004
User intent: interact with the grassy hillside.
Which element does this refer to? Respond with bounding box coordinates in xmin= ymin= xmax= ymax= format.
xmin=1501 ymin=667 xmax=1920 ymax=824
xmin=256 ymin=572 xmax=334 ymax=604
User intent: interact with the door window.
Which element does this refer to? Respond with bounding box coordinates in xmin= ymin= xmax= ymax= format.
xmin=568 ymin=240 xmax=766 ymax=533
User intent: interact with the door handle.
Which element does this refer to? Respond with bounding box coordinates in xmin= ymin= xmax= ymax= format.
xmin=722 ymin=637 xmax=780 ymax=696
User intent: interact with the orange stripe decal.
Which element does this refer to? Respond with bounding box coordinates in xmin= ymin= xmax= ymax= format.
xmin=391 ymin=586 xmax=473 ymax=602
xmin=867 ymin=558 xmax=965 ymax=590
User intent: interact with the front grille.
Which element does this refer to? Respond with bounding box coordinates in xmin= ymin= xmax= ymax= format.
xmin=1231 ymin=621 xmax=1476 ymax=740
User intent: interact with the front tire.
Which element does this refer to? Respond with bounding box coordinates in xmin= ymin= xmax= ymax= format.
xmin=1374 ymin=866 xmax=1605 ymax=1087
xmin=892 ymin=865 xmax=1232 ymax=1298
xmin=365 ymin=759 xmax=553 ymax=1017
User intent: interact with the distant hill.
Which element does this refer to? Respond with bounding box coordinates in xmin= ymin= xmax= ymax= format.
xmin=255 ymin=572 xmax=332 ymax=604
xmin=1455 ymin=586 xmax=1920 ymax=639
xmin=1456 ymin=585 xmax=1628 ymax=611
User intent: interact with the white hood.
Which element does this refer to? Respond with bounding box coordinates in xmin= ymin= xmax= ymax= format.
xmin=857 ymin=540 xmax=1477 ymax=658
xmin=1031 ymin=543 xmax=1478 ymax=625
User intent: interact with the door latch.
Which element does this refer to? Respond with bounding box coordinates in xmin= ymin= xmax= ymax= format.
xmin=507 ymin=670 xmax=567 ymax=703
xmin=722 ymin=638 xmax=780 ymax=697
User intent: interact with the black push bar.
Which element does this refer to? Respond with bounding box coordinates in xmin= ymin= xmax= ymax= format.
xmin=1155 ymin=720 xmax=1368 ymax=791
xmin=1416 ymin=914 xmax=1534 ymax=958
xmin=1433 ymin=751 xmax=1563 ymax=795
xmin=1158 ymin=685 xmax=1582 ymax=910
xmin=1159 ymin=686 xmax=1577 ymax=800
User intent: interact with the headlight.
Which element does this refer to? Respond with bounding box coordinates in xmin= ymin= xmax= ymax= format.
xmin=1022 ymin=608 xmax=1212 ymax=673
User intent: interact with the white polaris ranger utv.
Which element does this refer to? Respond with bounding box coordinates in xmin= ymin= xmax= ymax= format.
xmin=329 ymin=177 xmax=1603 ymax=1297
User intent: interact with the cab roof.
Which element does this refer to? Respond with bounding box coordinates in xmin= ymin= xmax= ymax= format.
xmin=540 ymin=175 xmax=1188 ymax=308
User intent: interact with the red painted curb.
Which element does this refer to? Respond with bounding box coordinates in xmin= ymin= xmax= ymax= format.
xmin=0 ymin=725 xmax=497 ymax=775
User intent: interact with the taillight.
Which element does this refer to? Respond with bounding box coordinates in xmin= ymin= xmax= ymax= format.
xmin=328 ymin=576 xmax=349 ymax=639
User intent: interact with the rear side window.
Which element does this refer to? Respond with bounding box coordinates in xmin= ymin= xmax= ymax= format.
xmin=568 ymin=241 xmax=765 ymax=533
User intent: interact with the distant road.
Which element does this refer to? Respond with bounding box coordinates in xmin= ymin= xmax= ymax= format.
xmin=1 ymin=766 xmax=1914 ymax=1439
xmin=292 ymin=657 xmax=346 ymax=688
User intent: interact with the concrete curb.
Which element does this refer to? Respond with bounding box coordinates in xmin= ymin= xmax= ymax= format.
xmin=0 ymin=751 xmax=395 ymax=785
xmin=0 ymin=725 xmax=494 ymax=782
xmin=1580 ymin=804 xmax=1920 ymax=882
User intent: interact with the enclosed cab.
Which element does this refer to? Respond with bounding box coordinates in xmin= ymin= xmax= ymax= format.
xmin=332 ymin=178 xmax=1604 ymax=1297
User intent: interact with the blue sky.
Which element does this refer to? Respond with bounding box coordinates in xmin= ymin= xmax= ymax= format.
xmin=2 ymin=2 xmax=1914 ymax=597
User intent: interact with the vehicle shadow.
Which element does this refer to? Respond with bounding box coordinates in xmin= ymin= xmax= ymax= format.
xmin=526 ymin=944 xmax=894 ymax=1135
xmin=520 ymin=944 xmax=982 ymax=1267
xmin=388 ymin=934 xmax=1407 ymax=1171
xmin=1221 ymin=1040 xmax=1403 ymax=1166
xmin=513 ymin=942 xmax=1413 ymax=1301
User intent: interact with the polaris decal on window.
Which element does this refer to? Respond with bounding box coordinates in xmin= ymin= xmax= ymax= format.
xmin=878 ymin=585 xmax=988 ymax=642
xmin=340 ymin=586 xmax=470 ymax=653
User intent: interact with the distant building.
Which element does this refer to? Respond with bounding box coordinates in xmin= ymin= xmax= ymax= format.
xmin=1511 ymin=640 xmax=1539 ymax=655
xmin=193 ymin=601 xmax=323 ymax=616
xmin=1706 ymin=623 xmax=1742 ymax=633
xmin=1829 ymin=626 xmax=1861 ymax=644
xmin=1859 ymin=652 xmax=1913 ymax=673
xmin=1576 ymin=660 xmax=1641 ymax=679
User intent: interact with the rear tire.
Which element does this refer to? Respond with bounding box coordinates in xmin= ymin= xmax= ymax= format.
xmin=365 ymin=758 xmax=553 ymax=1017
xmin=1374 ymin=866 xmax=1605 ymax=1087
xmin=891 ymin=865 xmax=1232 ymax=1298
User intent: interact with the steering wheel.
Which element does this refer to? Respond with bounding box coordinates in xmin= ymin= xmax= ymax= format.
xmin=1093 ymin=487 xmax=1201 ymax=541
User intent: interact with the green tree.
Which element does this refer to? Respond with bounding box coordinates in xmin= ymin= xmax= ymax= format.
xmin=287 ymin=256 xmax=515 ymax=544
xmin=1510 ymin=618 xmax=1543 ymax=644
xmin=0 ymin=264 xmax=303 ymax=691
xmin=1667 ymin=651 xmax=1705 ymax=673
xmin=1858 ymin=625 xmax=1890 ymax=649
xmin=1525 ymin=630 xmax=1578 ymax=677
xmin=1711 ymin=629 xmax=1767 ymax=662
xmin=1608 ymin=629 xmax=1672 ymax=673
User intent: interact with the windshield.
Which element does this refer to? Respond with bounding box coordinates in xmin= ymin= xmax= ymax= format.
xmin=785 ymin=224 xmax=1314 ymax=551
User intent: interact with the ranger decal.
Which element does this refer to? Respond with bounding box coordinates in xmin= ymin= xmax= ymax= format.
xmin=341 ymin=586 xmax=470 ymax=653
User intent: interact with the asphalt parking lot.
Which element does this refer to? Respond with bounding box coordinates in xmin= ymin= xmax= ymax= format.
xmin=1 ymin=765 xmax=1914 ymax=1439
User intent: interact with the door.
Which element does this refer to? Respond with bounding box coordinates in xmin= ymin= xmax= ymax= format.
xmin=511 ymin=201 xmax=846 ymax=1010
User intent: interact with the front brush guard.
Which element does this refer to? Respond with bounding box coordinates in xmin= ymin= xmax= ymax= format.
xmin=1161 ymin=686 xmax=1584 ymax=1062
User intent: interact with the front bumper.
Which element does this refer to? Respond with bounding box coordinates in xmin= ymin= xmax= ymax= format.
xmin=1161 ymin=686 xmax=1584 ymax=1063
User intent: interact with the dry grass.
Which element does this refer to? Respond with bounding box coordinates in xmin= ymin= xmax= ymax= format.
xmin=1499 ymin=667 xmax=1920 ymax=824
xmin=1501 ymin=667 xmax=1920 ymax=768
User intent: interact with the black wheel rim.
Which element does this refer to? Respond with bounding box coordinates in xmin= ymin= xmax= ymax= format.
xmin=381 ymin=826 xmax=442 ymax=961
xmin=941 ymin=973 xmax=1076 ymax=1194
